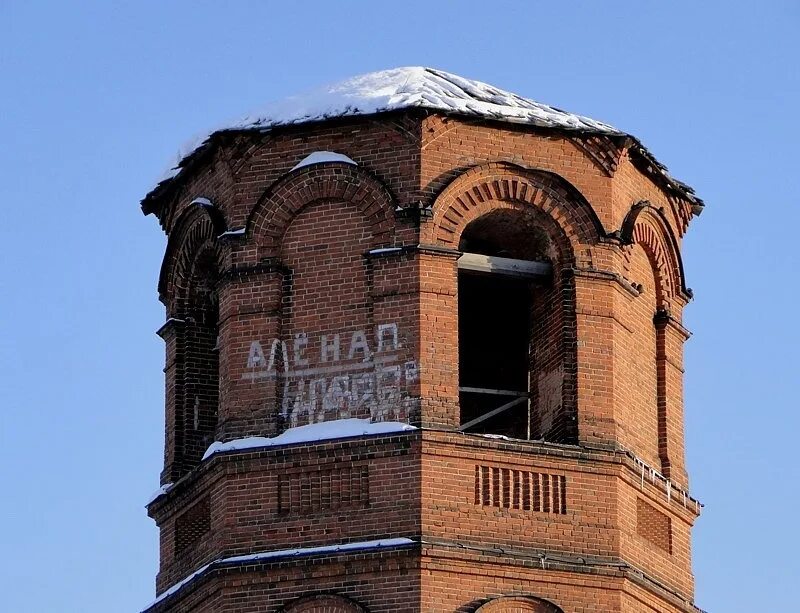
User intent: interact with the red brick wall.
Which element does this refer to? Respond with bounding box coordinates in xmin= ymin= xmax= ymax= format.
xmin=147 ymin=550 xmax=418 ymax=613
xmin=145 ymin=111 xmax=701 ymax=612
xmin=616 ymin=244 xmax=660 ymax=468
xmin=420 ymin=431 xmax=695 ymax=597
xmin=150 ymin=435 xmax=420 ymax=592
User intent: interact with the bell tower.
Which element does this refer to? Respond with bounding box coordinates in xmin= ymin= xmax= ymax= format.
xmin=142 ymin=68 xmax=703 ymax=613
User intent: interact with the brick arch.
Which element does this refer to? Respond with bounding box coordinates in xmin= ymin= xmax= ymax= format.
xmin=620 ymin=201 xmax=687 ymax=308
xmin=281 ymin=593 xmax=367 ymax=613
xmin=158 ymin=204 xmax=225 ymax=479
xmin=247 ymin=163 xmax=396 ymax=258
xmin=475 ymin=595 xmax=564 ymax=613
xmin=620 ymin=201 xmax=687 ymax=476
xmin=432 ymin=163 xmax=582 ymax=443
xmin=160 ymin=145 xmax=236 ymax=236
xmin=427 ymin=162 xmax=606 ymax=267
xmin=159 ymin=205 xmax=225 ymax=314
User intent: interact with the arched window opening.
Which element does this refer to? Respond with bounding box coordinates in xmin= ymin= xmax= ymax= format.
xmin=282 ymin=593 xmax=366 ymax=612
xmin=475 ymin=594 xmax=564 ymax=612
xmin=179 ymin=247 xmax=220 ymax=472
xmin=457 ymin=210 xmax=554 ymax=439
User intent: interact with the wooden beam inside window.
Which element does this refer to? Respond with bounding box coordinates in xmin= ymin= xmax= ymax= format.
xmin=457 ymin=252 xmax=552 ymax=280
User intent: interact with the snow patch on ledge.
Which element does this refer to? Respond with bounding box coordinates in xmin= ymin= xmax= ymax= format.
xmin=143 ymin=537 xmax=415 ymax=610
xmin=145 ymin=483 xmax=173 ymax=506
xmin=476 ymin=433 xmax=513 ymax=441
xmin=190 ymin=197 xmax=214 ymax=208
xmin=367 ymin=247 xmax=404 ymax=255
xmin=218 ymin=227 xmax=246 ymax=238
xmin=202 ymin=418 xmax=416 ymax=460
xmin=291 ymin=151 xmax=357 ymax=171
xmin=225 ymin=537 xmax=414 ymax=564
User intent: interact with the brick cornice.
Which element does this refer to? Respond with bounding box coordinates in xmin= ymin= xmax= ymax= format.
xmin=420 ymin=429 xmax=702 ymax=519
xmin=421 ymin=540 xmax=704 ymax=613
xmin=147 ymin=431 xmax=420 ymax=518
xmin=142 ymin=541 xmax=418 ymax=613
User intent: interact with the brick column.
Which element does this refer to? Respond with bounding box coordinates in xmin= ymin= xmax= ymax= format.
xmin=217 ymin=266 xmax=284 ymax=441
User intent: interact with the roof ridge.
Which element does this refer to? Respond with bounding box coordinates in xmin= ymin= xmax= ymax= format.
xmin=142 ymin=68 xmax=700 ymax=212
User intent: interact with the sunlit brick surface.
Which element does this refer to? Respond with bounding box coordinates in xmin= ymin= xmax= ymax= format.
xmin=143 ymin=98 xmax=702 ymax=612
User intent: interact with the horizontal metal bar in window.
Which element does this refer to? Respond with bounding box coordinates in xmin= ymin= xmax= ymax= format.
xmin=457 ymin=252 xmax=552 ymax=280
xmin=459 ymin=386 xmax=529 ymax=397
xmin=459 ymin=397 xmax=527 ymax=432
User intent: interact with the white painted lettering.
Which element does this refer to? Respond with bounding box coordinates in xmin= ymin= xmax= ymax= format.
xmin=352 ymin=374 xmax=375 ymax=409
xmin=245 ymin=323 xmax=416 ymax=427
xmin=267 ymin=339 xmax=289 ymax=373
xmin=376 ymin=323 xmax=399 ymax=352
xmin=320 ymin=334 xmax=340 ymax=362
xmin=347 ymin=330 xmax=371 ymax=361
xmin=293 ymin=333 xmax=309 ymax=366
xmin=247 ymin=341 xmax=265 ymax=368
xmin=324 ymin=375 xmax=352 ymax=418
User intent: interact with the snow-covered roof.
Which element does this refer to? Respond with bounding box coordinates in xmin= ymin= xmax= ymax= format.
xmin=142 ymin=67 xmax=700 ymax=211
xmin=228 ymin=66 xmax=621 ymax=136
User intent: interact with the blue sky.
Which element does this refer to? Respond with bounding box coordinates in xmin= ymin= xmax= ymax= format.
xmin=1 ymin=1 xmax=797 ymax=611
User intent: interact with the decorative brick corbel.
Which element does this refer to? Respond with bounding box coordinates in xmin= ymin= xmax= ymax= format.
xmin=653 ymin=308 xmax=692 ymax=340
xmin=394 ymin=200 xmax=433 ymax=224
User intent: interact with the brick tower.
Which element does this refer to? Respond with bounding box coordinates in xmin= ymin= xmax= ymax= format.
xmin=142 ymin=68 xmax=704 ymax=613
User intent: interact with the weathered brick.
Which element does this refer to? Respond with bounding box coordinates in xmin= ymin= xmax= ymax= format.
xmin=142 ymin=106 xmax=701 ymax=613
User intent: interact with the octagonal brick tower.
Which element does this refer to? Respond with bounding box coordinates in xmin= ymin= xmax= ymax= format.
xmin=142 ymin=68 xmax=704 ymax=613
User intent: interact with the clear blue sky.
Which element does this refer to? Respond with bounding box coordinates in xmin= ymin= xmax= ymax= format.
xmin=1 ymin=2 xmax=797 ymax=611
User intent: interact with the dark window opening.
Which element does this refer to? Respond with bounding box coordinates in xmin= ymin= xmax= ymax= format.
xmin=459 ymin=272 xmax=531 ymax=438
xmin=457 ymin=210 xmax=553 ymax=439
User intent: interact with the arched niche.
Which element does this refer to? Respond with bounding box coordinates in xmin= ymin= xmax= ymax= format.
xmin=281 ymin=593 xmax=367 ymax=613
xmin=158 ymin=205 xmax=224 ymax=478
xmin=475 ymin=595 xmax=564 ymax=612
xmin=247 ymin=162 xmax=397 ymax=259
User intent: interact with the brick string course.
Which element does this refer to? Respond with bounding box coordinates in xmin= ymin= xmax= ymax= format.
xmin=143 ymin=110 xmax=702 ymax=612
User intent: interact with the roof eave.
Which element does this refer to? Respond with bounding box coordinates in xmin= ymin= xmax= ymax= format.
xmin=141 ymin=109 xmax=702 ymax=219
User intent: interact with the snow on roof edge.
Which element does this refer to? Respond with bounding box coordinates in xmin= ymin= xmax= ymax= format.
xmin=141 ymin=67 xmax=701 ymax=213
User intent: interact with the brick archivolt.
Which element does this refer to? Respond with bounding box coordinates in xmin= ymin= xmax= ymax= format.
xmin=427 ymin=163 xmax=607 ymax=267
xmin=281 ymin=593 xmax=366 ymax=612
xmin=475 ymin=595 xmax=564 ymax=612
xmin=247 ymin=163 xmax=397 ymax=259
xmin=159 ymin=206 xmax=225 ymax=314
xmin=620 ymin=203 xmax=687 ymax=309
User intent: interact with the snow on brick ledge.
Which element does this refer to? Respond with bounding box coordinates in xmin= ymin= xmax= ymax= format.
xmin=202 ymin=418 xmax=417 ymax=461
xmin=145 ymin=482 xmax=173 ymax=506
xmin=143 ymin=537 xmax=416 ymax=611
xmin=290 ymin=150 xmax=357 ymax=171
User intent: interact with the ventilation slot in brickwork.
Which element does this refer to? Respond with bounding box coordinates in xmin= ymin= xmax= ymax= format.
xmin=175 ymin=497 xmax=210 ymax=556
xmin=278 ymin=465 xmax=369 ymax=515
xmin=474 ymin=465 xmax=566 ymax=513
xmin=636 ymin=498 xmax=672 ymax=553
